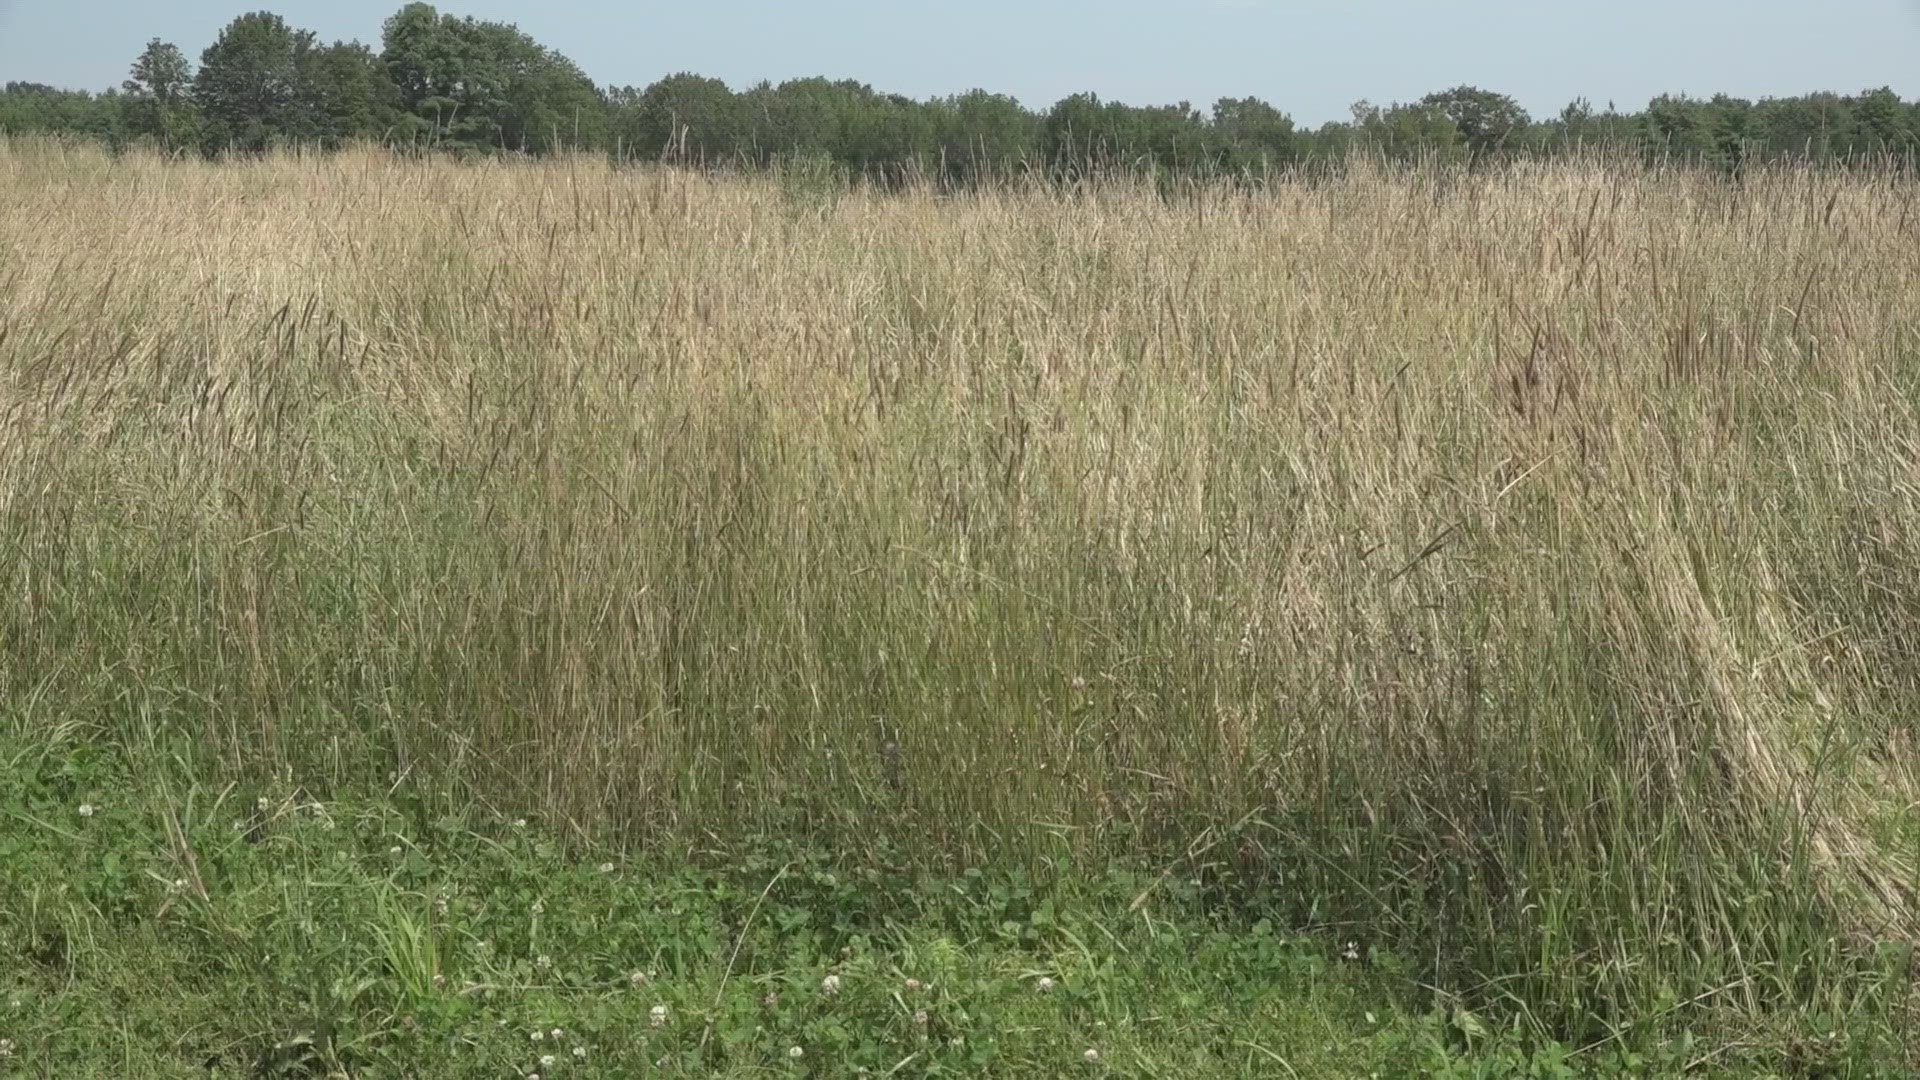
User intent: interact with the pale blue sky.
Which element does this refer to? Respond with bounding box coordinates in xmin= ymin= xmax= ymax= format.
xmin=1 ymin=1 xmax=1915 ymax=126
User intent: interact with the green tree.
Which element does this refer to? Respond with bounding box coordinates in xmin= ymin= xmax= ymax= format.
xmin=476 ymin=21 xmax=606 ymax=151
xmin=1417 ymin=85 xmax=1530 ymax=156
xmin=194 ymin=12 xmax=317 ymax=152
xmin=1211 ymin=96 xmax=1296 ymax=176
xmin=929 ymin=90 xmax=1036 ymax=181
xmin=1547 ymin=98 xmax=1638 ymax=152
xmin=122 ymin=38 xmax=195 ymax=149
xmin=842 ymin=91 xmax=937 ymax=178
xmin=1040 ymin=93 xmax=1121 ymax=175
xmin=381 ymin=3 xmax=605 ymax=152
xmin=1133 ymin=101 xmax=1209 ymax=173
xmin=0 ymin=83 xmax=127 ymax=143
xmin=610 ymin=73 xmax=739 ymax=162
xmin=1645 ymin=93 xmax=1719 ymax=158
xmin=1553 ymin=97 xmax=1594 ymax=147
xmin=1704 ymin=93 xmax=1755 ymax=171
xmin=1848 ymin=87 xmax=1911 ymax=152
xmin=1350 ymin=98 xmax=1461 ymax=159
xmin=1306 ymin=119 xmax=1360 ymax=159
xmin=755 ymin=77 xmax=857 ymax=161
xmin=381 ymin=1 xmax=497 ymax=146
xmin=299 ymin=40 xmax=402 ymax=146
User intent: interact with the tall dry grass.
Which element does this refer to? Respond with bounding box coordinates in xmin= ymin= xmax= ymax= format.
xmin=4 ymin=137 xmax=1919 ymax=1033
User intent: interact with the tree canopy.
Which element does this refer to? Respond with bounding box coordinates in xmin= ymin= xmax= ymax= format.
xmin=3 ymin=4 xmax=1916 ymax=178
xmin=193 ymin=11 xmax=317 ymax=151
xmin=380 ymin=2 xmax=603 ymax=152
xmin=123 ymin=39 xmax=195 ymax=149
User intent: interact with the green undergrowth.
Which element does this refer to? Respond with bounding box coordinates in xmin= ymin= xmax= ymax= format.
xmin=0 ymin=737 xmax=1907 ymax=1078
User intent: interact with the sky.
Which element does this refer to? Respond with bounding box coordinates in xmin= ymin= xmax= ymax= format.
xmin=1 ymin=0 xmax=1916 ymax=126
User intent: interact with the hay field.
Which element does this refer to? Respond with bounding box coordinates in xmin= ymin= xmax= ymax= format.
xmin=4 ymin=139 xmax=1919 ymax=1038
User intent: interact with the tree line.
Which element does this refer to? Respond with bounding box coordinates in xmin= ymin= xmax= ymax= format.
xmin=4 ymin=3 xmax=1917 ymax=179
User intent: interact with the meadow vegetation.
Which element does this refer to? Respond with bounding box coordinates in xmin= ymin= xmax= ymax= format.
xmin=2 ymin=138 xmax=1919 ymax=1074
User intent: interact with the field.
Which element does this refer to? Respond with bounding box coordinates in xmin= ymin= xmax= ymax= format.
xmin=2 ymin=139 xmax=1919 ymax=1076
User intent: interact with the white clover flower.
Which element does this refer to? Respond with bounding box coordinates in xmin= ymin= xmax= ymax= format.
xmin=526 ymin=1074 xmax=540 ymax=1080
xmin=788 ymin=1045 xmax=805 ymax=1059
xmin=904 ymin=978 xmax=921 ymax=992
xmin=512 ymin=818 xmax=527 ymax=828
xmin=628 ymin=969 xmax=649 ymax=986
xmin=256 ymin=797 xmax=270 ymax=812
xmin=530 ymin=1029 xmax=543 ymax=1042
xmin=77 ymin=803 xmax=95 ymax=818
xmin=434 ymin=896 xmax=449 ymax=916
xmin=1070 ymin=675 xmax=1088 ymax=691
xmin=1343 ymin=941 xmax=1361 ymax=961
xmin=171 ymin=878 xmax=187 ymax=892
xmin=820 ymin=973 xmax=840 ymax=995
xmin=572 ymin=1046 xmax=587 ymax=1059
xmin=1036 ymin=976 xmax=1055 ymax=993
xmin=0 ymin=1038 xmax=12 ymax=1058
xmin=913 ymin=1009 xmax=928 ymax=1025
xmin=650 ymin=1004 xmax=669 ymax=1027
xmin=598 ymin=862 xmax=615 ymax=873
xmin=1084 ymin=1048 xmax=1100 ymax=1063
xmin=530 ymin=899 xmax=545 ymax=915
xmin=534 ymin=955 xmax=553 ymax=971
xmin=549 ymin=1027 xmax=563 ymax=1040
xmin=389 ymin=846 xmax=403 ymax=857
xmin=539 ymin=1054 xmax=556 ymax=1068
xmin=762 ymin=991 xmax=779 ymax=1007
